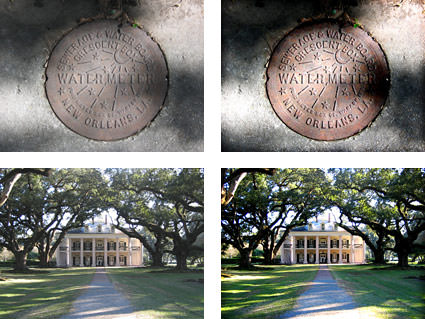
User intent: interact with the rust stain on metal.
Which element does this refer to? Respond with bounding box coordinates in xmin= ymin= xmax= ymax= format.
xmin=266 ymin=21 xmax=390 ymax=141
xmin=46 ymin=20 xmax=168 ymax=141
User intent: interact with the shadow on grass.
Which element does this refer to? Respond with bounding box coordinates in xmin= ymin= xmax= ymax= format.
xmin=330 ymin=264 xmax=425 ymax=319
xmin=107 ymin=267 xmax=204 ymax=319
xmin=0 ymin=267 xmax=95 ymax=319
xmin=2 ymin=269 xmax=51 ymax=274
xmin=222 ymin=265 xmax=318 ymax=319
xmin=146 ymin=268 xmax=203 ymax=274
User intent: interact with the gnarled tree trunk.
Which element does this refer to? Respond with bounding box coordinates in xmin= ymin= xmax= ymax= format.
xmin=14 ymin=251 xmax=28 ymax=272
xmin=38 ymin=249 xmax=49 ymax=268
xmin=239 ymin=249 xmax=252 ymax=269
xmin=372 ymin=248 xmax=386 ymax=264
xmin=175 ymin=249 xmax=188 ymax=270
xmin=151 ymin=250 xmax=164 ymax=267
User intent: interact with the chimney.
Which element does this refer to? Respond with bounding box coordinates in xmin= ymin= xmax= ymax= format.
xmin=92 ymin=217 xmax=95 ymax=224
xmin=328 ymin=213 xmax=330 ymax=223
xmin=105 ymin=215 xmax=107 ymax=225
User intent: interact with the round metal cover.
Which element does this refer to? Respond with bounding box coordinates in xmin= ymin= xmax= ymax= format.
xmin=266 ymin=20 xmax=390 ymax=141
xmin=46 ymin=20 xmax=168 ymax=141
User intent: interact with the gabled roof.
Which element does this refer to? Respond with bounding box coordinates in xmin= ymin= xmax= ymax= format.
xmin=292 ymin=221 xmax=340 ymax=232
xmin=67 ymin=221 xmax=120 ymax=234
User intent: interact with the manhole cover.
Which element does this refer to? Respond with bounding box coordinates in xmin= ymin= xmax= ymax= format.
xmin=266 ymin=20 xmax=390 ymax=141
xmin=45 ymin=20 xmax=168 ymax=141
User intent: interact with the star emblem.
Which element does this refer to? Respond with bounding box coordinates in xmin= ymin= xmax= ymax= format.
xmin=321 ymin=101 xmax=330 ymax=109
xmin=99 ymin=101 xmax=108 ymax=110
xmin=87 ymin=88 xmax=95 ymax=95
xmin=58 ymin=87 xmax=65 ymax=95
xmin=68 ymin=65 xmax=75 ymax=71
xmin=120 ymin=88 xmax=128 ymax=96
xmin=288 ymin=64 xmax=296 ymax=71
xmin=309 ymin=88 xmax=317 ymax=96
xmin=341 ymin=88 xmax=350 ymax=96
xmin=62 ymin=99 xmax=69 ymax=106
xmin=93 ymin=52 xmax=100 ymax=61
xmin=278 ymin=87 xmax=287 ymax=95
xmin=102 ymin=65 xmax=109 ymax=73
xmin=68 ymin=88 xmax=74 ymax=94
xmin=313 ymin=52 xmax=321 ymax=60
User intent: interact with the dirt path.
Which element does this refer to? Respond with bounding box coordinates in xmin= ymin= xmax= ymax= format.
xmin=281 ymin=265 xmax=361 ymax=318
xmin=61 ymin=268 xmax=137 ymax=319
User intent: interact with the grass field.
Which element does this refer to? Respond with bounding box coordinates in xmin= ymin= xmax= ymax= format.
xmin=0 ymin=267 xmax=95 ymax=319
xmin=330 ymin=264 xmax=425 ymax=319
xmin=221 ymin=264 xmax=318 ymax=319
xmin=107 ymin=267 xmax=204 ymax=319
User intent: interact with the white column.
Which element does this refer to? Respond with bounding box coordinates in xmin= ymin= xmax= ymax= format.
xmin=92 ymin=238 xmax=95 ymax=266
xmin=290 ymin=236 xmax=294 ymax=264
xmin=141 ymin=241 xmax=144 ymax=266
xmin=80 ymin=238 xmax=84 ymax=266
xmin=291 ymin=236 xmax=296 ymax=264
xmin=104 ymin=238 xmax=107 ymax=267
xmin=303 ymin=235 xmax=307 ymax=264
xmin=56 ymin=244 xmax=60 ymax=266
xmin=350 ymin=235 xmax=354 ymax=263
xmin=66 ymin=238 xmax=71 ymax=267
xmin=315 ymin=235 xmax=319 ymax=264
xmin=129 ymin=238 xmax=132 ymax=266
xmin=116 ymin=238 xmax=119 ymax=266
xmin=339 ymin=235 xmax=342 ymax=264
xmin=363 ymin=237 xmax=366 ymax=263
xmin=327 ymin=236 xmax=330 ymax=264
xmin=280 ymin=244 xmax=285 ymax=264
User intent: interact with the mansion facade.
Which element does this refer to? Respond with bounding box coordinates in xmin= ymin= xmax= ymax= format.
xmin=56 ymin=220 xmax=144 ymax=267
xmin=280 ymin=221 xmax=365 ymax=264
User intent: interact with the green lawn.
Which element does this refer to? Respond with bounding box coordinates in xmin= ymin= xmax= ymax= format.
xmin=221 ymin=264 xmax=318 ymax=319
xmin=330 ymin=264 xmax=425 ymax=319
xmin=0 ymin=267 xmax=95 ymax=319
xmin=106 ymin=267 xmax=204 ymax=319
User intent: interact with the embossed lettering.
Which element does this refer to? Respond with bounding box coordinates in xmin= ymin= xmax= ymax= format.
xmin=286 ymin=105 xmax=303 ymax=120
xmin=65 ymin=104 xmax=81 ymax=119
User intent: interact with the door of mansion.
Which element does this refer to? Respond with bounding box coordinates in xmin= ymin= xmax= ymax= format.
xmin=96 ymin=256 xmax=104 ymax=266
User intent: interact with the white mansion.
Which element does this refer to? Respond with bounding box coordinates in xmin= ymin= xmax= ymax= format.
xmin=56 ymin=219 xmax=144 ymax=267
xmin=280 ymin=221 xmax=365 ymax=264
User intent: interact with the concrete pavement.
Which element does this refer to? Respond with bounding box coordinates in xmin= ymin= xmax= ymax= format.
xmin=281 ymin=265 xmax=361 ymax=319
xmin=61 ymin=268 xmax=137 ymax=319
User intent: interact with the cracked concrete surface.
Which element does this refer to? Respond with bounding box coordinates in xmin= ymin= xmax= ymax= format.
xmin=0 ymin=0 xmax=203 ymax=151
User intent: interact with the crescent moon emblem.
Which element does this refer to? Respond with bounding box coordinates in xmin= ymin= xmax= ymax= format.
xmin=335 ymin=49 xmax=350 ymax=65
xmin=113 ymin=50 xmax=131 ymax=64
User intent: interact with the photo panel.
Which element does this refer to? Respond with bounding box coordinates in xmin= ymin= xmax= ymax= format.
xmin=221 ymin=168 xmax=424 ymax=318
xmin=0 ymin=168 xmax=204 ymax=318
